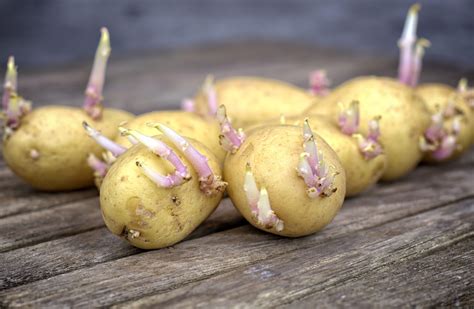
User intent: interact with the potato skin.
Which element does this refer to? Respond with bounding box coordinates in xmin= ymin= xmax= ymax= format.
xmin=114 ymin=111 xmax=225 ymax=164
xmin=100 ymin=137 xmax=223 ymax=249
xmin=3 ymin=105 xmax=119 ymax=191
xmin=306 ymin=76 xmax=431 ymax=181
xmin=416 ymin=83 xmax=474 ymax=161
xmin=193 ymin=76 xmax=316 ymax=129
xmin=101 ymin=108 xmax=135 ymax=137
xmin=224 ymin=125 xmax=346 ymax=237
xmin=262 ymin=115 xmax=386 ymax=196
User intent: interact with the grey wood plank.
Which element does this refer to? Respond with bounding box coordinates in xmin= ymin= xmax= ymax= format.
xmin=285 ymin=238 xmax=474 ymax=308
xmin=113 ymin=199 xmax=474 ymax=309
xmin=16 ymin=42 xmax=474 ymax=114
xmin=0 ymin=162 xmax=472 ymax=307
xmin=0 ymin=151 xmax=472 ymax=290
xmin=0 ymin=165 xmax=97 ymax=218
xmin=0 ymin=199 xmax=244 ymax=290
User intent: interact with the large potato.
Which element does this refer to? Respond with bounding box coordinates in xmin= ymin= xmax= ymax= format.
xmin=224 ymin=125 xmax=346 ymax=237
xmin=114 ymin=111 xmax=225 ymax=164
xmin=3 ymin=105 xmax=118 ymax=191
xmin=416 ymin=83 xmax=474 ymax=161
xmin=306 ymin=76 xmax=430 ymax=181
xmin=100 ymin=136 xmax=223 ymax=249
xmin=193 ymin=76 xmax=316 ymax=129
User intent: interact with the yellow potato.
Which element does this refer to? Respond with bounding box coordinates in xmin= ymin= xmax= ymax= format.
xmin=114 ymin=110 xmax=225 ymax=164
xmin=306 ymin=76 xmax=430 ymax=181
xmin=416 ymin=83 xmax=474 ymax=161
xmin=3 ymin=105 xmax=119 ymax=191
xmin=262 ymin=115 xmax=386 ymax=196
xmin=100 ymin=136 xmax=223 ymax=249
xmin=224 ymin=125 xmax=346 ymax=237
xmin=101 ymin=108 xmax=135 ymax=137
xmin=193 ymin=76 xmax=316 ymax=129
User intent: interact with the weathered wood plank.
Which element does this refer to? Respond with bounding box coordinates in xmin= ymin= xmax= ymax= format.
xmin=286 ymin=238 xmax=474 ymax=308
xmin=0 ymin=152 xmax=472 ymax=291
xmin=113 ymin=199 xmax=474 ymax=309
xmin=0 ymin=162 xmax=472 ymax=307
xmin=17 ymin=42 xmax=474 ymax=114
xmin=0 ymin=165 xmax=97 ymax=218
xmin=0 ymin=197 xmax=103 ymax=253
xmin=0 ymin=199 xmax=243 ymax=290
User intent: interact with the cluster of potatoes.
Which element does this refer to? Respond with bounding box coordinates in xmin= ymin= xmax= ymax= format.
xmin=2 ymin=7 xmax=474 ymax=249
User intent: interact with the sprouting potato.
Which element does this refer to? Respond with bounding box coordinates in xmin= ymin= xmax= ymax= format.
xmin=306 ymin=76 xmax=430 ymax=181
xmin=100 ymin=125 xmax=226 ymax=249
xmin=261 ymin=111 xmax=386 ymax=197
xmin=216 ymin=107 xmax=345 ymax=237
xmin=193 ymin=75 xmax=316 ymax=129
xmin=1 ymin=29 xmax=133 ymax=191
xmin=416 ymin=83 xmax=474 ymax=162
xmin=114 ymin=110 xmax=225 ymax=164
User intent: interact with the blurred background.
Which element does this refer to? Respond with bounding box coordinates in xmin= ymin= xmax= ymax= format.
xmin=1 ymin=0 xmax=473 ymax=70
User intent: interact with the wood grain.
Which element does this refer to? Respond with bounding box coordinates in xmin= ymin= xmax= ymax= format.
xmin=0 ymin=155 xmax=472 ymax=307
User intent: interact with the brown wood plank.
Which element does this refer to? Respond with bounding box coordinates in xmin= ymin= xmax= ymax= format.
xmin=0 ymin=152 xmax=472 ymax=290
xmin=112 ymin=199 xmax=474 ymax=309
xmin=17 ymin=42 xmax=474 ymax=114
xmin=0 ymin=161 xmax=472 ymax=307
xmin=0 ymin=199 xmax=243 ymax=290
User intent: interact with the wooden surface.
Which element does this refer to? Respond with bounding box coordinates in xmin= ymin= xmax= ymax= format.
xmin=0 ymin=41 xmax=473 ymax=308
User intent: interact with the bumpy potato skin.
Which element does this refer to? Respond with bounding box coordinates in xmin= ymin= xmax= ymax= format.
xmin=263 ymin=115 xmax=386 ymax=197
xmin=100 ymin=137 xmax=223 ymax=249
xmin=193 ymin=77 xmax=316 ymax=129
xmin=306 ymin=76 xmax=431 ymax=181
xmin=114 ymin=111 xmax=225 ymax=164
xmin=416 ymin=83 xmax=474 ymax=161
xmin=3 ymin=106 xmax=119 ymax=191
xmin=224 ymin=125 xmax=346 ymax=237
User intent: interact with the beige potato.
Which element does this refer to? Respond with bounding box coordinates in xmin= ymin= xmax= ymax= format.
xmin=3 ymin=105 xmax=121 ymax=191
xmin=114 ymin=111 xmax=225 ymax=164
xmin=100 ymin=136 xmax=223 ymax=249
xmin=224 ymin=125 xmax=346 ymax=237
xmin=416 ymin=83 xmax=474 ymax=161
xmin=262 ymin=115 xmax=386 ymax=196
xmin=306 ymin=76 xmax=431 ymax=181
xmin=193 ymin=76 xmax=316 ymax=129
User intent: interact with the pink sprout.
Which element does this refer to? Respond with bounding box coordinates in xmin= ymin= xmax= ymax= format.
xmin=181 ymin=98 xmax=195 ymax=112
xmin=398 ymin=4 xmax=420 ymax=86
xmin=297 ymin=119 xmax=337 ymax=198
xmin=83 ymin=121 xmax=127 ymax=157
xmin=244 ymin=164 xmax=284 ymax=231
xmin=151 ymin=122 xmax=227 ymax=195
xmin=308 ymin=69 xmax=331 ymax=97
xmin=216 ymin=105 xmax=245 ymax=153
xmin=338 ymin=101 xmax=360 ymax=135
xmin=83 ymin=28 xmax=111 ymax=120
xmin=203 ymin=75 xmax=218 ymax=116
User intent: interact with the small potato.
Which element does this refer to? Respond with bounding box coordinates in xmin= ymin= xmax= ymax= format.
xmin=224 ymin=124 xmax=346 ymax=237
xmin=100 ymin=136 xmax=223 ymax=249
xmin=306 ymin=76 xmax=431 ymax=181
xmin=3 ymin=106 xmax=119 ymax=191
xmin=193 ymin=76 xmax=316 ymax=129
xmin=416 ymin=83 xmax=474 ymax=162
xmin=114 ymin=111 xmax=225 ymax=164
xmin=262 ymin=115 xmax=386 ymax=197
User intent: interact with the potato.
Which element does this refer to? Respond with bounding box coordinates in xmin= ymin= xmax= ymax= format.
xmin=306 ymin=76 xmax=431 ymax=181
xmin=224 ymin=124 xmax=346 ymax=237
xmin=416 ymin=83 xmax=474 ymax=162
xmin=261 ymin=114 xmax=386 ymax=196
xmin=100 ymin=135 xmax=223 ymax=249
xmin=193 ymin=76 xmax=316 ymax=129
xmin=3 ymin=106 xmax=119 ymax=191
xmin=114 ymin=111 xmax=225 ymax=164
